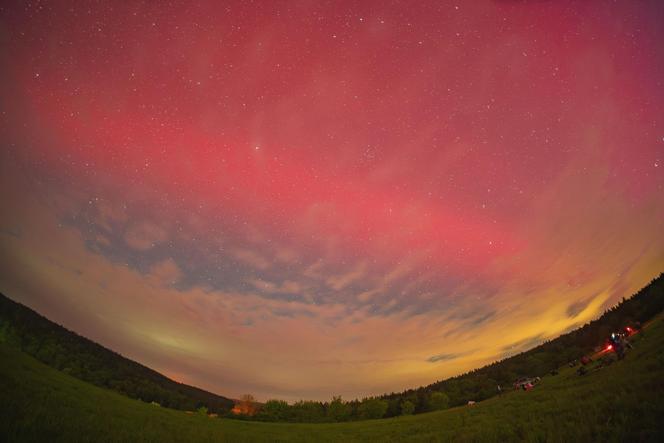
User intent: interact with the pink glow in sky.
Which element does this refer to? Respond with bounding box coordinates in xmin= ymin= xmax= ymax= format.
xmin=0 ymin=0 xmax=663 ymax=401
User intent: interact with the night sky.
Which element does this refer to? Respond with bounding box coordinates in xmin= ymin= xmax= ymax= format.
xmin=0 ymin=1 xmax=663 ymax=402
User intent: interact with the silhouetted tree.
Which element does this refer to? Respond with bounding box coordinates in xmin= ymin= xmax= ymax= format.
xmin=357 ymin=397 xmax=388 ymax=419
xmin=401 ymin=400 xmax=415 ymax=415
xmin=327 ymin=396 xmax=351 ymax=422
xmin=427 ymin=391 xmax=450 ymax=411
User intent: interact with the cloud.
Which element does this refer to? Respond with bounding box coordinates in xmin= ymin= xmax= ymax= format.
xmin=501 ymin=334 xmax=544 ymax=353
xmin=357 ymin=289 xmax=380 ymax=303
xmin=230 ymin=248 xmax=271 ymax=270
xmin=270 ymin=306 xmax=317 ymax=318
xmin=249 ymin=278 xmax=277 ymax=292
xmin=280 ymin=280 xmax=303 ymax=294
xmin=94 ymin=234 xmax=111 ymax=247
xmin=148 ymin=258 xmax=183 ymax=287
xmin=427 ymin=352 xmax=465 ymax=363
xmin=274 ymin=246 xmax=300 ymax=264
xmin=326 ymin=261 xmax=367 ymax=291
xmin=0 ymin=228 xmax=22 ymax=239
xmin=468 ymin=310 xmax=496 ymax=326
xmin=95 ymin=199 xmax=128 ymax=231
xmin=566 ymin=296 xmax=594 ymax=319
xmin=445 ymin=305 xmax=497 ymax=329
xmin=124 ymin=221 xmax=168 ymax=251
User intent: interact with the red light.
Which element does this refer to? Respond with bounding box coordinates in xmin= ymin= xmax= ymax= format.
xmin=606 ymin=345 xmax=613 ymax=351
xmin=626 ymin=327 xmax=632 ymax=332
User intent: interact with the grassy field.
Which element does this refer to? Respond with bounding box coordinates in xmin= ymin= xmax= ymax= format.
xmin=2 ymin=317 xmax=664 ymax=442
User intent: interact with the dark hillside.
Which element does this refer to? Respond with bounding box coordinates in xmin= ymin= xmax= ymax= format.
xmin=379 ymin=273 xmax=664 ymax=415
xmin=0 ymin=294 xmax=234 ymax=414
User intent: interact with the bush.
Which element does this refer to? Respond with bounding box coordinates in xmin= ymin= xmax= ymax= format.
xmin=260 ymin=399 xmax=289 ymax=421
xmin=428 ymin=391 xmax=450 ymax=411
xmin=400 ymin=400 xmax=415 ymax=415
xmin=357 ymin=398 xmax=388 ymax=420
xmin=328 ymin=396 xmax=351 ymax=422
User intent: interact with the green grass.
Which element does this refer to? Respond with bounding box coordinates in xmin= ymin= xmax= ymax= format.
xmin=2 ymin=317 xmax=664 ymax=442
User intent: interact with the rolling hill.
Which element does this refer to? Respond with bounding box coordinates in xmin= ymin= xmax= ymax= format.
xmin=0 ymin=293 xmax=234 ymax=414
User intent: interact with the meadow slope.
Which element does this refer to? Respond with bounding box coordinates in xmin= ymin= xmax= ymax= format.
xmin=2 ymin=314 xmax=664 ymax=442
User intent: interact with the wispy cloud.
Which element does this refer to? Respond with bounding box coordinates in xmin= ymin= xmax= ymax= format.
xmin=427 ymin=352 xmax=465 ymax=363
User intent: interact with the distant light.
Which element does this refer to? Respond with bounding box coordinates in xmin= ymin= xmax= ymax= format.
xmin=606 ymin=345 xmax=613 ymax=351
